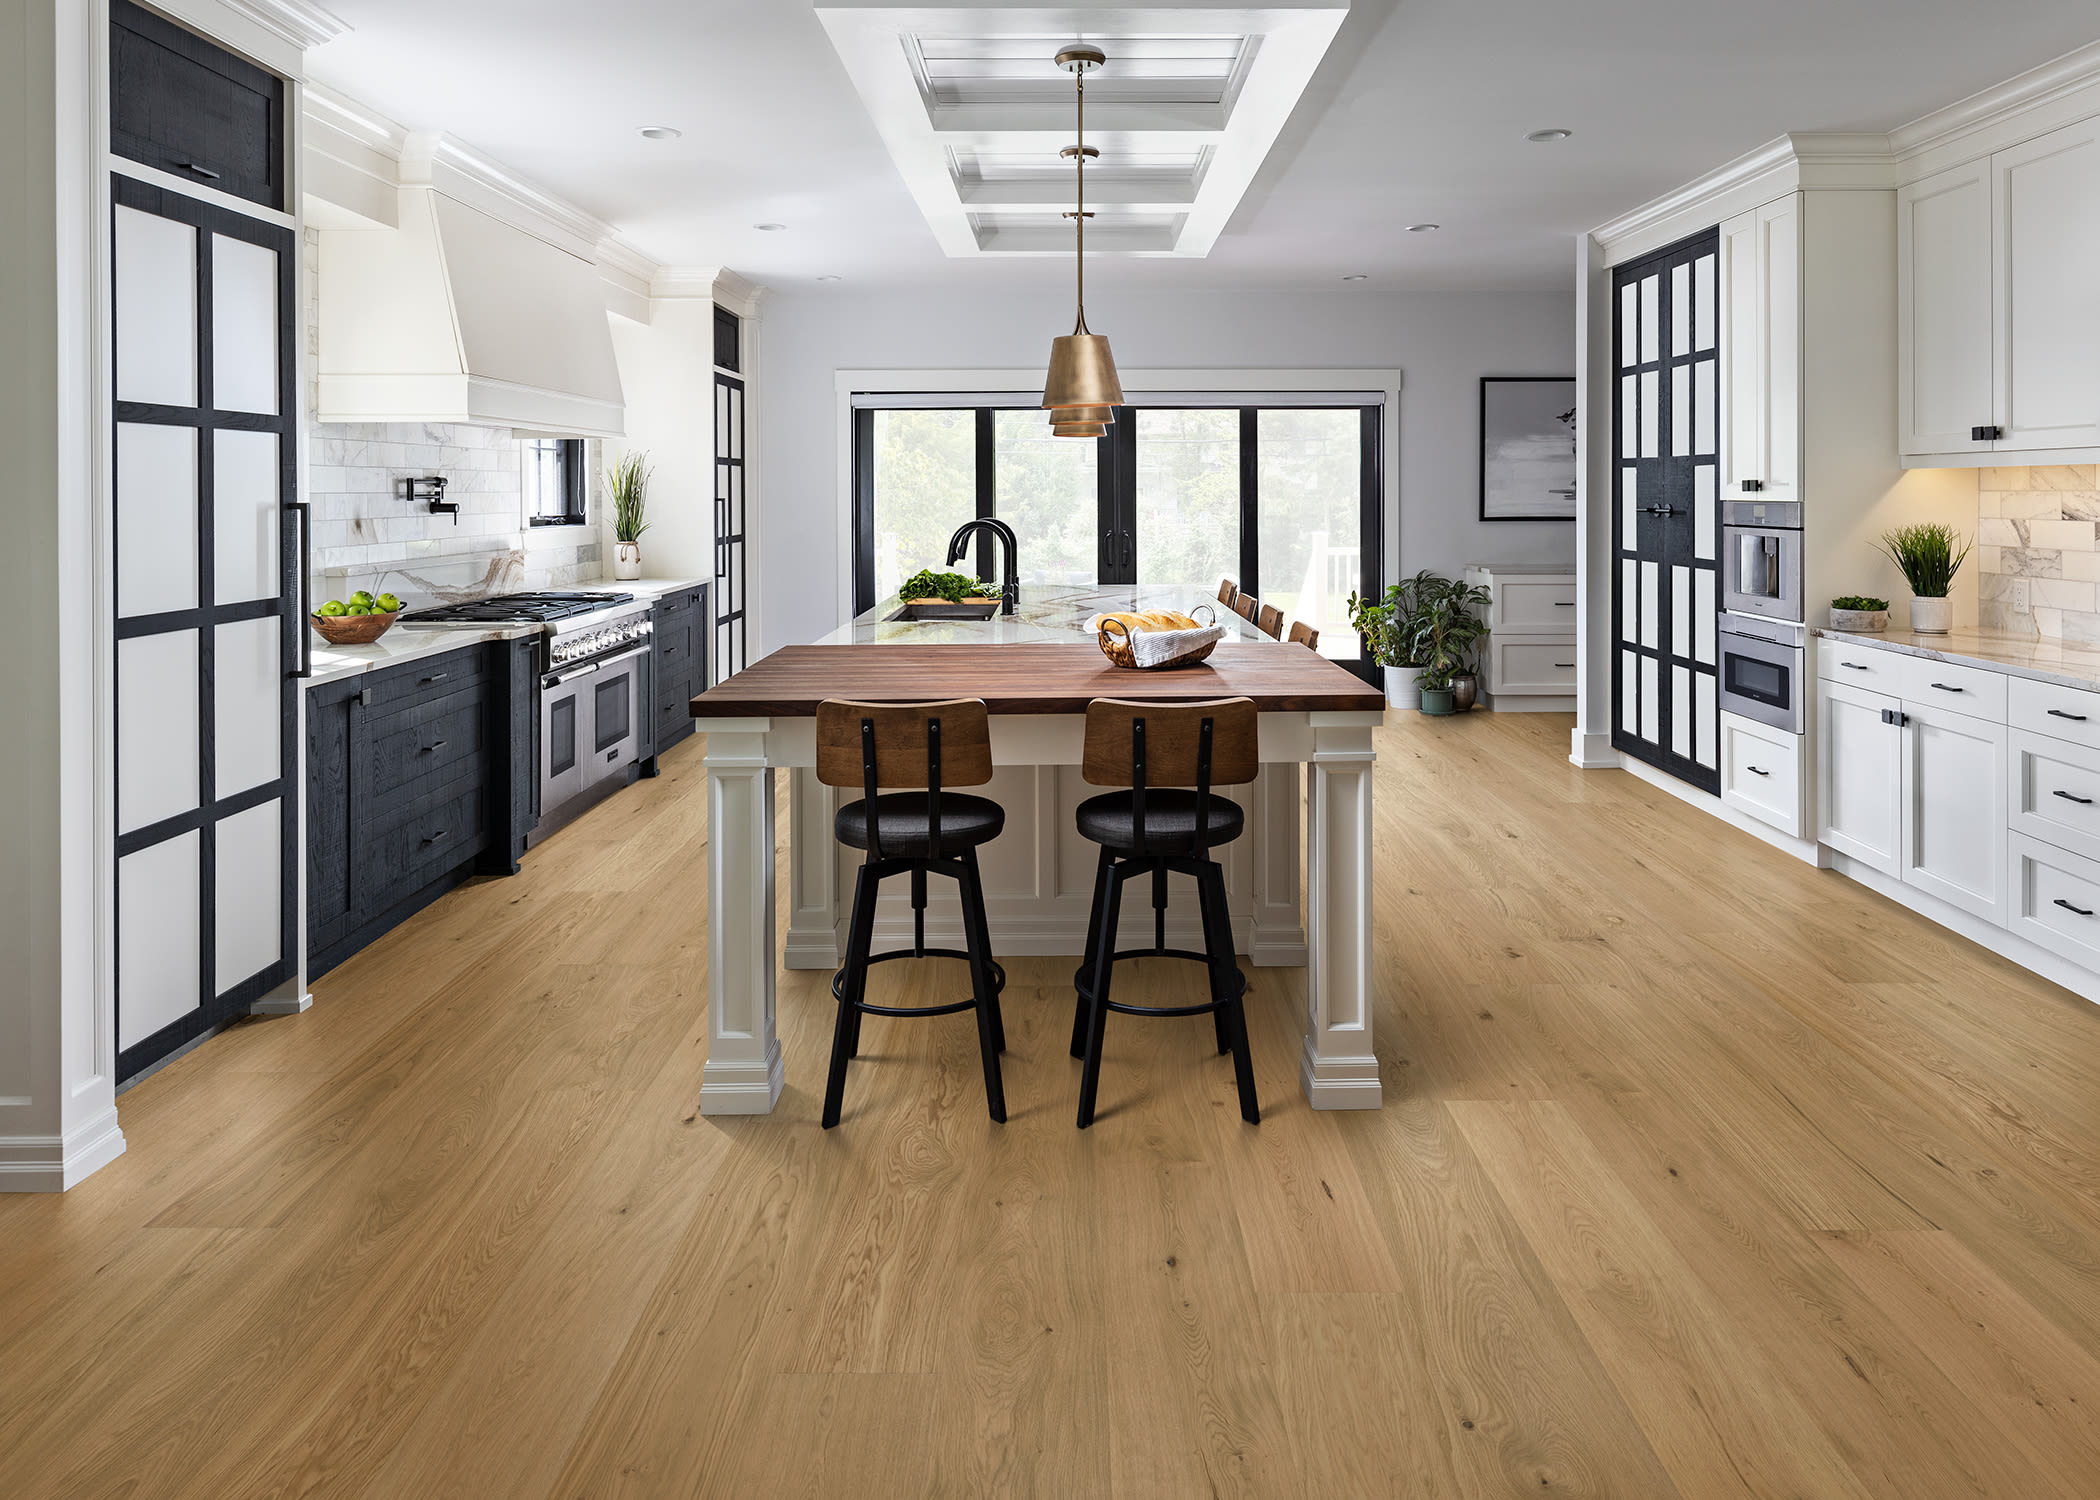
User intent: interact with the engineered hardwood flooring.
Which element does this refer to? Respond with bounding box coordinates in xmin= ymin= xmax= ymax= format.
xmin=6 ymin=711 xmax=2100 ymax=1497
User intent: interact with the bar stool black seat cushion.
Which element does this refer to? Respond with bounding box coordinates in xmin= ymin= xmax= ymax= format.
xmin=1075 ymin=790 xmax=1245 ymax=853
xmin=836 ymin=793 xmax=1005 ymax=854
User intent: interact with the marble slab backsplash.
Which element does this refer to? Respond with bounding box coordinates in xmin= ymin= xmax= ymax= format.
xmin=299 ymin=228 xmax=602 ymax=609
xmin=1976 ymin=465 xmax=2100 ymax=640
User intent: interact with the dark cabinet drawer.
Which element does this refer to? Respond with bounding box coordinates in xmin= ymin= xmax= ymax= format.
xmin=110 ymin=0 xmax=285 ymax=211
xmin=362 ymin=646 xmax=490 ymax=712
xmin=365 ymin=694 xmax=488 ymax=805
xmin=363 ymin=783 xmax=488 ymax=893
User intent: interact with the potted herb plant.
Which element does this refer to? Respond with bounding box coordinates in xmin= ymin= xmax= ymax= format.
xmin=1828 ymin=595 xmax=1890 ymax=633
xmin=1879 ymin=523 xmax=1970 ymax=635
xmin=610 ymin=450 xmax=652 ymax=581
xmin=1349 ymin=570 xmax=1439 ymax=709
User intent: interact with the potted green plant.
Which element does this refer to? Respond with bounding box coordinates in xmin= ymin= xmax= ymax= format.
xmin=1409 ymin=577 xmax=1494 ymax=716
xmin=610 ymin=450 xmax=652 ymax=581
xmin=1829 ymin=595 xmax=1890 ymax=633
xmin=1878 ymin=523 xmax=1969 ymax=635
xmin=1349 ymin=570 xmax=1439 ymax=709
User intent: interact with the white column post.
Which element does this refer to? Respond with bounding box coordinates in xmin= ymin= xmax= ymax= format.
xmin=1572 ymin=231 xmax=1620 ymax=768
xmin=1248 ymin=763 xmax=1306 ymax=966
xmin=1302 ymin=719 xmax=1382 ymax=1108
xmin=783 ymin=767 xmax=842 ymax=969
xmin=700 ymin=726 xmax=783 ymax=1114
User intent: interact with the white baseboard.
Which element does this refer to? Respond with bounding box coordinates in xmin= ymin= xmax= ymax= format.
xmin=1485 ymin=694 xmax=1576 ymax=713
xmin=1614 ymin=753 xmax=1822 ymax=865
xmin=248 ymin=977 xmax=312 ymax=1016
xmin=1569 ymin=729 xmax=1617 ymax=769
xmin=698 ymin=1043 xmax=785 ymax=1115
xmin=0 ymin=1107 xmax=127 ymax=1193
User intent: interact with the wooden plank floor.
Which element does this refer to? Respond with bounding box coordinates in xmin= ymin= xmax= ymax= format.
xmin=6 ymin=711 xmax=2100 ymax=1497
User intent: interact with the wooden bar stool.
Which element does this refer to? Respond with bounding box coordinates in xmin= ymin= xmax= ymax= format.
xmin=1068 ymin=697 xmax=1260 ymax=1128
xmin=1217 ymin=577 xmax=1239 ymax=609
xmin=816 ymin=698 xmax=1008 ymax=1129
xmin=1287 ymin=620 xmax=1320 ymax=650
xmin=1256 ymin=602 xmax=1285 ymax=639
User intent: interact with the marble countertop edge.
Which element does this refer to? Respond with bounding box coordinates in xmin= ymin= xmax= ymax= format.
xmin=1813 ymin=624 xmax=2100 ymax=693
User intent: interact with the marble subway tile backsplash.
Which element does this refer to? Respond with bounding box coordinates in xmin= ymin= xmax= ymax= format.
xmin=1977 ymin=465 xmax=2100 ymax=640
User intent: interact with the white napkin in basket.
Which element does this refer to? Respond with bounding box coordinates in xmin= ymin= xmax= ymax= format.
xmin=1122 ymin=623 xmax=1224 ymax=667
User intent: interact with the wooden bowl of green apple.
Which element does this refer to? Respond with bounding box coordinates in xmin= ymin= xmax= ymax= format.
xmin=311 ymin=591 xmax=403 ymax=645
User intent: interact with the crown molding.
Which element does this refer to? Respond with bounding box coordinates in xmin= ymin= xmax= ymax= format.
xmin=1890 ymin=35 xmax=2100 ymax=160
xmin=1589 ymin=135 xmax=1798 ymax=249
xmin=302 ymin=79 xmax=407 ymax=153
xmin=713 ymin=268 xmax=768 ymax=315
xmin=650 ymin=267 xmax=726 ymax=300
xmin=219 ymin=0 xmax=350 ymax=50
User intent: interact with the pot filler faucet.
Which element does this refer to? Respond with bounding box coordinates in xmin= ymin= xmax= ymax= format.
xmin=945 ymin=519 xmax=1019 ymax=615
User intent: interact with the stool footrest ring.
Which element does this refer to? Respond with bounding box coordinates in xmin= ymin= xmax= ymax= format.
xmin=832 ymin=947 xmax=1005 ymax=1005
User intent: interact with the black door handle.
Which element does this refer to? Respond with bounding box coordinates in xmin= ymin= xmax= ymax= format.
xmin=179 ymin=161 xmax=222 ymax=180
xmin=2054 ymin=897 xmax=2093 ymax=916
xmin=289 ymin=500 xmax=312 ymax=679
xmin=1746 ymin=765 xmax=1770 ymax=777
xmin=1840 ymin=661 xmax=1869 ymax=671
xmin=1972 ymin=425 xmax=2003 ymax=442
xmin=1740 ymin=479 xmax=1763 ymax=492
xmin=2053 ymin=789 xmax=2093 ymax=805
xmin=2048 ymin=708 xmax=2089 ymax=722
xmin=1555 ymin=661 xmax=1576 ymax=668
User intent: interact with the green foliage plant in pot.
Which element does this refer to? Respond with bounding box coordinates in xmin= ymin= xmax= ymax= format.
xmin=610 ymin=451 xmax=652 ymax=581
xmin=1879 ymin=523 xmax=1969 ymax=635
xmin=1410 ymin=576 xmax=1494 ymax=716
xmin=1828 ymin=595 xmax=1890 ymax=633
xmin=1349 ymin=569 xmax=1442 ymax=709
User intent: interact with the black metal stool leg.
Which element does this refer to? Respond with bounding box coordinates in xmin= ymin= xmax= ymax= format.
xmin=957 ymin=855 xmax=1007 ymax=1123
xmin=1198 ymin=862 xmax=1258 ymax=1124
xmin=1072 ymin=845 xmax=1114 ymax=1059
xmin=824 ymin=864 xmax=882 ymax=1129
xmin=1076 ymin=862 xmax=1124 ymax=1129
xmin=1152 ymin=864 xmax=1168 ymax=952
xmin=960 ymin=849 xmax=1004 ymax=1055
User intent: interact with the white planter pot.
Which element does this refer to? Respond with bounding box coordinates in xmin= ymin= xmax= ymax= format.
xmin=613 ymin=541 xmax=643 ymax=581
xmin=1909 ymin=595 xmax=1952 ymax=634
xmin=1384 ymin=664 xmax=1424 ymax=709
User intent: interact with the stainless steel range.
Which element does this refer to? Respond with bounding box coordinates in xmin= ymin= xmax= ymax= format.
xmin=400 ymin=591 xmax=654 ymax=844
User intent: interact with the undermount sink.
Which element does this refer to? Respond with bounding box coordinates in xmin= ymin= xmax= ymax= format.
xmin=887 ymin=601 xmax=1000 ymax=622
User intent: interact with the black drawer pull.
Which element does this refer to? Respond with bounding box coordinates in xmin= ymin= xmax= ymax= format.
xmin=422 ymin=829 xmax=449 ymax=845
xmin=1746 ymin=765 xmax=1770 ymax=777
xmin=421 ymin=671 xmax=448 ymax=684
xmin=2053 ymin=789 xmax=2093 ymax=805
xmin=2048 ymin=708 xmax=2089 ymax=722
xmin=179 ymin=161 xmax=222 ymax=180
xmin=1555 ymin=661 xmax=1576 ymax=668
xmin=1553 ymin=600 xmax=1575 ymax=607
xmin=1840 ymin=661 xmax=1869 ymax=671
xmin=2054 ymin=897 xmax=2094 ymax=917
xmin=1930 ymin=682 xmax=1964 ymax=693
xmin=420 ymin=740 xmax=447 ymax=754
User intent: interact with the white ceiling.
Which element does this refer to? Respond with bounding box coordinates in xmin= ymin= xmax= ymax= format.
xmin=303 ymin=0 xmax=2100 ymax=292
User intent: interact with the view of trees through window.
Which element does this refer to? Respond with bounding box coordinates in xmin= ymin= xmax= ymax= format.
xmin=863 ymin=401 xmax=1372 ymax=666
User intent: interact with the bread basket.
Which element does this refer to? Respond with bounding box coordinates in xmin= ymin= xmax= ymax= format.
xmin=1094 ymin=604 xmax=1219 ymax=670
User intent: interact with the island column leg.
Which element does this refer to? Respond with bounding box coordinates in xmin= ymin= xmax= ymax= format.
xmin=1302 ymin=723 xmax=1382 ymax=1109
xmin=701 ymin=727 xmax=784 ymax=1114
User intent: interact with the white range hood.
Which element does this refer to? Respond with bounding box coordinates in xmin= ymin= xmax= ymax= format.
xmin=316 ymin=184 xmax=625 ymax=437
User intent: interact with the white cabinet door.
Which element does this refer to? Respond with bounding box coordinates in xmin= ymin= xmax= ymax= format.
xmin=1900 ymin=701 xmax=2008 ymax=923
xmin=1818 ymin=679 xmax=1903 ymax=875
xmin=1898 ymin=160 xmax=1995 ymax=457
xmin=1994 ymin=119 xmax=2100 ymax=453
xmin=1719 ymin=195 xmax=1802 ymax=501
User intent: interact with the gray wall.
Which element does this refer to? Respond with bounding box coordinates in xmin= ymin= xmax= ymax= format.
xmin=757 ymin=282 xmax=1576 ymax=649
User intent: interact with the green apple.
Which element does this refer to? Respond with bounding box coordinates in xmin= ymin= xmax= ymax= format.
xmin=346 ymin=603 xmax=373 ymax=616
xmin=317 ymin=599 xmax=347 ymax=617
xmin=350 ymin=590 xmax=375 ymax=606
xmin=375 ymin=593 xmax=402 ymax=613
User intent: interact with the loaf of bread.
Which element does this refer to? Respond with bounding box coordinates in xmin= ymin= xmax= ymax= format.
xmin=1087 ymin=609 xmax=1203 ymax=635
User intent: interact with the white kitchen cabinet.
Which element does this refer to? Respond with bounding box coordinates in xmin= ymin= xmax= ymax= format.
xmin=1994 ymin=118 xmax=2100 ymax=454
xmin=1719 ymin=194 xmax=1801 ymax=502
xmin=1720 ymin=709 xmax=1803 ymax=837
xmin=1900 ymin=701 xmax=2008 ymax=923
xmin=2008 ymin=831 xmax=2100 ymax=972
xmin=1465 ymin=565 xmax=1576 ymax=710
xmin=1818 ymin=678 xmax=1903 ymax=876
xmin=2009 ymin=727 xmax=2100 ymax=865
xmin=1898 ymin=160 xmax=1995 ymax=457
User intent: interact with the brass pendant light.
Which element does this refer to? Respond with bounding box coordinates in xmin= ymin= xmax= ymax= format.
xmin=1042 ymin=43 xmax=1123 ymax=435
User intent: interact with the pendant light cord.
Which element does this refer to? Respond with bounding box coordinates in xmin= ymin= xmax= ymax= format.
xmin=1074 ymin=64 xmax=1087 ymax=336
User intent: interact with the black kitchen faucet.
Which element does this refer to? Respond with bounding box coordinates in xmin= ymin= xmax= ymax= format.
xmin=945 ymin=518 xmax=1020 ymax=615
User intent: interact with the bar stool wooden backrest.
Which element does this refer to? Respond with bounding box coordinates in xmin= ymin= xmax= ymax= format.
xmin=1217 ymin=577 xmax=1239 ymax=608
xmin=1231 ymin=592 xmax=1259 ymax=623
xmin=1256 ymin=603 xmax=1284 ymax=639
xmin=1287 ymin=619 xmax=1319 ymax=650
xmin=816 ymin=699 xmax=992 ymax=860
xmin=1082 ymin=697 xmax=1258 ymax=857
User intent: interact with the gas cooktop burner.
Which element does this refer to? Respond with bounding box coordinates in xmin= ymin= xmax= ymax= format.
xmin=400 ymin=591 xmax=634 ymax=624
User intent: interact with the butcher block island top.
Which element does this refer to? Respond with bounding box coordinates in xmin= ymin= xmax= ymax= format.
xmin=691 ymin=640 xmax=1385 ymax=717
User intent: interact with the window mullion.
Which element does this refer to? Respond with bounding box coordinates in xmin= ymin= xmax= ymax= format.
xmin=1239 ymin=408 xmax=1259 ymax=597
xmin=974 ymin=408 xmax=996 ymax=578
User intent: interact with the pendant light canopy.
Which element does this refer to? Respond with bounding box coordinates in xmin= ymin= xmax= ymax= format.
xmin=1042 ymin=44 xmax=1123 ymax=434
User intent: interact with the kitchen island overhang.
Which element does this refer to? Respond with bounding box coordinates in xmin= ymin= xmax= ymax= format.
xmin=690 ymin=628 xmax=1386 ymax=1119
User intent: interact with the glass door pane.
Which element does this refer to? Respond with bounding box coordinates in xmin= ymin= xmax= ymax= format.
xmin=1257 ymin=409 xmax=1361 ymax=659
xmin=992 ymin=409 xmax=1096 ymax=584
xmin=870 ymin=408 xmax=978 ymax=601
xmin=1134 ymin=409 xmax=1239 ymax=587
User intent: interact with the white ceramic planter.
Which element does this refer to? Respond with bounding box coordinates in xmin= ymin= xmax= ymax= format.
xmin=1384 ymin=664 xmax=1423 ymax=710
xmin=613 ymin=541 xmax=643 ymax=581
xmin=1909 ymin=596 xmax=1952 ymax=634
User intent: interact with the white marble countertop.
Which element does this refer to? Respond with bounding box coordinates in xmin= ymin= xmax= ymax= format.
xmin=814 ymin=584 xmax=1280 ymax=647
xmin=1814 ymin=624 xmax=2100 ymax=693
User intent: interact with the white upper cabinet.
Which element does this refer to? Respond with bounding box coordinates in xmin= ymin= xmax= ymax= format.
xmin=1898 ymin=161 xmax=1994 ymax=457
xmin=1899 ymin=116 xmax=2100 ymax=462
xmin=1719 ymin=194 xmax=1801 ymax=502
xmin=1994 ymin=119 xmax=2100 ymax=454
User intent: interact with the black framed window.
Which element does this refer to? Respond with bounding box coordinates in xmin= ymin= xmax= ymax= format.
xmin=522 ymin=437 xmax=586 ymax=526
xmin=714 ymin=305 xmax=741 ymax=372
xmin=851 ymin=398 xmax=1382 ymax=679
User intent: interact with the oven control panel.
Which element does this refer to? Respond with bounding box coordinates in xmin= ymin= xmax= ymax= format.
xmin=548 ymin=615 xmax=652 ymax=668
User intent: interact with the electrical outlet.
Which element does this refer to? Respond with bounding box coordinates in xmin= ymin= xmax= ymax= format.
xmin=2014 ymin=578 xmax=2032 ymax=613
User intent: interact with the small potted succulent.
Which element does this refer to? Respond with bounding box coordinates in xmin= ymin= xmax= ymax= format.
xmin=1879 ymin=523 xmax=1970 ymax=635
xmin=610 ymin=450 xmax=652 ymax=581
xmin=1828 ymin=595 xmax=1890 ymax=633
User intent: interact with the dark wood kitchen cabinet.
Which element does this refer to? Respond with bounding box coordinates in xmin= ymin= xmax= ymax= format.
xmin=110 ymin=0 xmax=286 ymax=211
xmin=307 ymin=639 xmax=538 ymax=979
xmin=650 ymin=584 xmax=710 ymax=757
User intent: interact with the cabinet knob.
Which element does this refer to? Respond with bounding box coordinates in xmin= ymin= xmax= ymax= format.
xmin=1971 ymin=425 xmax=2003 ymax=442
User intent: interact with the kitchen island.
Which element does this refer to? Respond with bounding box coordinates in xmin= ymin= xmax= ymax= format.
xmin=689 ymin=586 xmax=1387 ymax=1116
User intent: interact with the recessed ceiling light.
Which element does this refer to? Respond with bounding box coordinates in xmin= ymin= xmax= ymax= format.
xmin=1341 ymin=274 xmax=1367 ymax=282
xmin=817 ymin=275 xmax=841 ymax=282
xmin=1406 ymin=223 xmax=1440 ymax=233
xmin=754 ymin=222 xmax=786 ymax=232
xmin=1525 ymin=127 xmax=1573 ymax=143
xmin=636 ymin=125 xmax=682 ymax=141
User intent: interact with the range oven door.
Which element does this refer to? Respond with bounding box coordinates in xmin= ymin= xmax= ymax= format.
xmin=542 ymin=645 xmax=648 ymax=812
xmin=1718 ymin=627 xmax=1803 ymax=734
